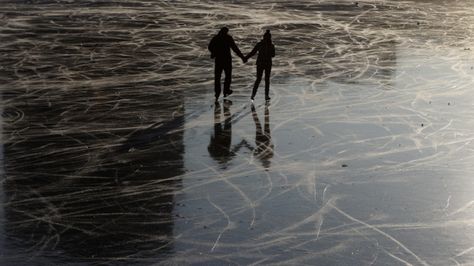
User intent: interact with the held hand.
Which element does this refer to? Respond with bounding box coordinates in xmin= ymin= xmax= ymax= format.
xmin=242 ymin=57 xmax=248 ymax=64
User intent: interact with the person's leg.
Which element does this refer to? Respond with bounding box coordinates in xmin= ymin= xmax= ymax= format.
xmin=264 ymin=65 xmax=272 ymax=100
xmin=214 ymin=63 xmax=223 ymax=99
xmin=223 ymin=63 xmax=232 ymax=95
xmin=251 ymin=66 xmax=264 ymax=99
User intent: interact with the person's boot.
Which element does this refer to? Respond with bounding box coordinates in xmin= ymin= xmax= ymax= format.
xmin=224 ymin=90 xmax=233 ymax=98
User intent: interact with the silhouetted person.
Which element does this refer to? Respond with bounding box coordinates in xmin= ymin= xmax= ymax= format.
xmin=251 ymin=103 xmax=273 ymax=169
xmin=246 ymin=30 xmax=275 ymax=102
xmin=208 ymin=27 xmax=246 ymax=101
xmin=208 ymin=100 xmax=235 ymax=166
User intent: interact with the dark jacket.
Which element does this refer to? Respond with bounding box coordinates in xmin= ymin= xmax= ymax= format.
xmin=247 ymin=40 xmax=275 ymax=67
xmin=208 ymin=33 xmax=244 ymax=64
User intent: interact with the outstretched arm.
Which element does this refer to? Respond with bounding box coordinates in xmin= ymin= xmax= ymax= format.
xmin=246 ymin=42 xmax=260 ymax=60
xmin=271 ymin=44 xmax=275 ymax=57
xmin=229 ymin=36 xmax=245 ymax=60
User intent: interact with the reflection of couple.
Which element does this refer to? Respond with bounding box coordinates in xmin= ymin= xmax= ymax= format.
xmin=208 ymin=27 xmax=275 ymax=102
xmin=208 ymin=101 xmax=273 ymax=169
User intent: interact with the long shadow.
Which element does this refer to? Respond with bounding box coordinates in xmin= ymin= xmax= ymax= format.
xmin=2 ymin=95 xmax=187 ymax=264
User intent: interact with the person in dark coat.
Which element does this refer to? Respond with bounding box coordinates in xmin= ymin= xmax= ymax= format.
xmin=208 ymin=27 xmax=246 ymax=101
xmin=245 ymin=30 xmax=275 ymax=101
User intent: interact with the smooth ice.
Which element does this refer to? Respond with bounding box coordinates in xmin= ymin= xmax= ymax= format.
xmin=1 ymin=0 xmax=474 ymax=265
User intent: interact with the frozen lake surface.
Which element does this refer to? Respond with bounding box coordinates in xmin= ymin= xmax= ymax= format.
xmin=1 ymin=0 xmax=474 ymax=265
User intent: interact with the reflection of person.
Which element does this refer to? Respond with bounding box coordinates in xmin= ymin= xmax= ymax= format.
xmin=208 ymin=27 xmax=247 ymax=101
xmin=208 ymin=100 xmax=235 ymax=166
xmin=251 ymin=103 xmax=273 ymax=168
xmin=246 ymin=30 xmax=275 ymax=102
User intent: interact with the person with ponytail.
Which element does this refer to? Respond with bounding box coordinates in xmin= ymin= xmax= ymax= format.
xmin=245 ymin=30 xmax=275 ymax=102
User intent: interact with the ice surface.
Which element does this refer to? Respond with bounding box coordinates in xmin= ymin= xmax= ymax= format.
xmin=1 ymin=0 xmax=474 ymax=265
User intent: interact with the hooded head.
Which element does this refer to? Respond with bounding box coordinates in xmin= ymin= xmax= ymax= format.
xmin=219 ymin=27 xmax=229 ymax=36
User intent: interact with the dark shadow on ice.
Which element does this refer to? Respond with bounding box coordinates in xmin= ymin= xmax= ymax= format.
xmin=2 ymin=94 xmax=185 ymax=264
xmin=119 ymin=117 xmax=184 ymax=153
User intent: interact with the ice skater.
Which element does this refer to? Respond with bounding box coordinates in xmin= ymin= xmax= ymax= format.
xmin=208 ymin=27 xmax=247 ymax=101
xmin=245 ymin=30 xmax=275 ymax=102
